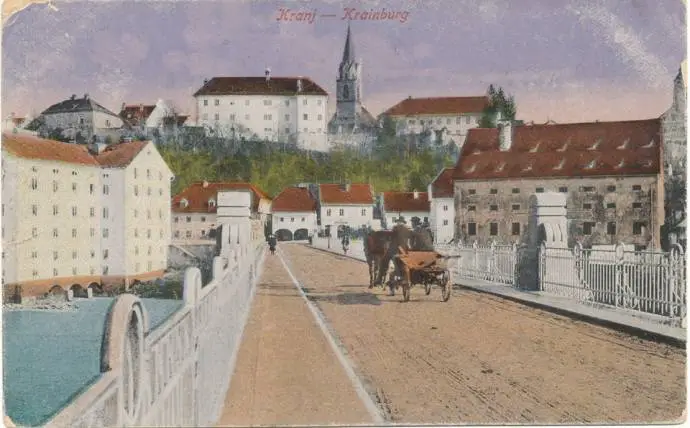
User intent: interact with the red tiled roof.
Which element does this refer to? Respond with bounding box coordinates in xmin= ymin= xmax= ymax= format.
xmin=383 ymin=191 xmax=430 ymax=212
xmin=319 ymin=183 xmax=373 ymax=205
xmin=452 ymin=119 xmax=662 ymax=180
xmin=193 ymin=77 xmax=328 ymax=97
xmin=172 ymin=181 xmax=271 ymax=213
xmin=94 ymin=140 xmax=149 ymax=168
xmin=383 ymin=96 xmax=489 ymax=116
xmin=119 ymin=104 xmax=156 ymax=126
xmin=431 ymin=168 xmax=454 ymax=198
xmin=272 ymin=187 xmax=316 ymax=212
xmin=2 ymin=133 xmax=100 ymax=166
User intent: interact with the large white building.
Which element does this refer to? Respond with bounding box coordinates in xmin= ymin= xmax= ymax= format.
xmin=271 ymin=186 xmax=318 ymax=241
xmin=193 ymin=75 xmax=330 ymax=152
xmin=171 ymin=181 xmax=271 ymax=242
xmin=428 ymin=168 xmax=455 ymax=244
xmin=1 ymin=133 xmax=174 ymax=300
xmin=316 ymin=183 xmax=374 ymax=236
xmin=26 ymin=94 xmax=125 ymax=143
xmin=381 ymin=96 xmax=488 ymax=148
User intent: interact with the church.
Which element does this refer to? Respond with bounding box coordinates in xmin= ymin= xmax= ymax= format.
xmin=327 ymin=24 xmax=379 ymax=151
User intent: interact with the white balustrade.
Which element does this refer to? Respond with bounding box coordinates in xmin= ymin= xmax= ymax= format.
xmin=45 ymin=231 xmax=266 ymax=427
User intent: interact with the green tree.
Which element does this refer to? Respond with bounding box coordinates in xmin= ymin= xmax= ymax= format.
xmin=479 ymin=84 xmax=517 ymax=128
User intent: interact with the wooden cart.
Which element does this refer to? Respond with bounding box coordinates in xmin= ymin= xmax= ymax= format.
xmin=389 ymin=247 xmax=452 ymax=302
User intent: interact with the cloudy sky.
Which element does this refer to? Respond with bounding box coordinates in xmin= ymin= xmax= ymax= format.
xmin=2 ymin=0 xmax=686 ymax=123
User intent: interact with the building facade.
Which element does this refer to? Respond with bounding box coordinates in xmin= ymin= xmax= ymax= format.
xmin=271 ymin=186 xmax=318 ymax=241
xmin=381 ymin=96 xmax=488 ymax=148
xmin=327 ymin=24 xmax=378 ymax=150
xmin=317 ymin=183 xmax=374 ymax=236
xmin=171 ymin=181 xmax=271 ymax=242
xmin=1 ymin=134 xmax=174 ymax=300
xmin=27 ymin=94 xmax=125 ymax=142
xmin=193 ymin=75 xmax=329 ymax=152
xmin=452 ymin=119 xmax=665 ymax=250
xmin=379 ymin=191 xmax=430 ymax=229
xmin=428 ymin=167 xmax=455 ymax=244
xmin=119 ymin=100 xmax=189 ymax=143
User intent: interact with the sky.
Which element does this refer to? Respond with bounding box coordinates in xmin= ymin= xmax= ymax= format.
xmin=1 ymin=0 xmax=687 ymax=124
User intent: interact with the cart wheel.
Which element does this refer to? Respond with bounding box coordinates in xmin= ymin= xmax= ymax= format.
xmin=424 ymin=282 xmax=432 ymax=295
xmin=441 ymin=273 xmax=451 ymax=302
xmin=402 ymin=282 xmax=411 ymax=302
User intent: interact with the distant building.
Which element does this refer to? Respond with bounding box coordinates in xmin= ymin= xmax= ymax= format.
xmin=193 ymin=74 xmax=329 ymax=152
xmin=378 ymin=190 xmax=430 ymax=230
xmin=452 ymin=118 xmax=664 ymax=250
xmin=380 ymin=96 xmax=489 ymax=148
xmin=428 ymin=167 xmax=455 ymax=244
xmin=327 ymin=24 xmax=378 ymax=150
xmin=26 ymin=94 xmax=125 ymax=143
xmin=171 ymin=181 xmax=271 ymax=242
xmin=119 ymin=99 xmax=189 ymax=143
xmin=316 ymin=183 xmax=374 ymax=236
xmin=1 ymin=133 xmax=174 ymax=299
xmin=271 ymin=186 xmax=318 ymax=241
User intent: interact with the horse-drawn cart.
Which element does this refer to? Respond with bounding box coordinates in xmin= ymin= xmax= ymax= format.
xmin=388 ymin=247 xmax=452 ymax=302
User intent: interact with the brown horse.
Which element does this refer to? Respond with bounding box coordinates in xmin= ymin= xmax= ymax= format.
xmin=363 ymin=230 xmax=393 ymax=288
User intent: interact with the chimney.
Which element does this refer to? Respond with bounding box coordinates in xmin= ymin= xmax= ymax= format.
xmin=203 ymin=78 xmax=209 ymax=85
xmin=139 ymin=103 xmax=144 ymax=113
xmin=297 ymin=77 xmax=303 ymax=92
xmin=84 ymin=93 xmax=89 ymax=100
xmin=202 ymin=180 xmax=209 ymax=188
xmin=498 ymin=120 xmax=513 ymax=151
xmin=413 ymin=190 xmax=419 ymax=199
xmin=70 ymin=94 xmax=76 ymax=100
xmin=121 ymin=102 xmax=126 ymax=112
xmin=265 ymin=67 xmax=271 ymax=82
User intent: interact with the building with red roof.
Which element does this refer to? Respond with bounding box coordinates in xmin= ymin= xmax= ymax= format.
xmin=316 ymin=183 xmax=374 ymax=236
xmin=2 ymin=133 xmax=175 ymax=299
xmin=271 ymin=186 xmax=318 ymax=240
xmin=171 ymin=181 xmax=271 ymax=242
xmin=451 ymin=118 xmax=664 ymax=249
xmin=379 ymin=190 xmax=430 ymax=229
xmin=427 ymin=167 xmax=456 ymax=244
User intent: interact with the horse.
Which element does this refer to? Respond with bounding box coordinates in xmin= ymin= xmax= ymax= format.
xmin=363 ymin=230 xmax=394 ymax=288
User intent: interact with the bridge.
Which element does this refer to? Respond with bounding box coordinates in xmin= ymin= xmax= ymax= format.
xmin=3 ymin=232 xmax=686 ymax=426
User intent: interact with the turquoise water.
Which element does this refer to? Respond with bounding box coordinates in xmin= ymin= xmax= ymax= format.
xmin=3 ymin=297 xmax=183 ymax=427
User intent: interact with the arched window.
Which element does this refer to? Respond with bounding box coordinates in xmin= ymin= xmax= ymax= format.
xmin=343 ymin=84 xmax=349 ymax=99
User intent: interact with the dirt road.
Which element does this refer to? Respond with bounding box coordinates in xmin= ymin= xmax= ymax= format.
xmin=279 ymin=244 xmax=686 ymax=425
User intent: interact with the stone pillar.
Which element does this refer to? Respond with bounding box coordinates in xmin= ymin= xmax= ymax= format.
xmin=216 ymin=190 xmax=252 ymax=256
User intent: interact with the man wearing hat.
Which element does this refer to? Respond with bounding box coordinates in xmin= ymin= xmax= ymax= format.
xmin=376 ymin=216 xmax=412 ymax=292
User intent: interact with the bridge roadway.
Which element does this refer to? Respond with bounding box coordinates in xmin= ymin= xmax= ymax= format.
xmin=216 ymin=243 xmax=686 ymax=426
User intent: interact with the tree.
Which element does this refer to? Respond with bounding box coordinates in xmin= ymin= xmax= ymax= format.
xmin=479 ymin=84 xmax=517 ymax=128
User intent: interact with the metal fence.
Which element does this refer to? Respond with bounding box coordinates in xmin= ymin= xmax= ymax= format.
xmin=436 ymin=241 xmax=687 ymax=327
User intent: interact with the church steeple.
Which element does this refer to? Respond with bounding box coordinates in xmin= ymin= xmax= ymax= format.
xmin=331 ymin=23 xmax=364 ymax=133
xmin=342 ymin=22 xmax=355 ymax=65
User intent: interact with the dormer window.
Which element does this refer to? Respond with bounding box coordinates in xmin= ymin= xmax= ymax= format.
xmin=553 ymin=158 xmax=566 ymax=170
xmin=529 ymin=142 xmax=540 ymax=153
xmin=465 ymin=163 xmax=477 ymax=173
xmin=589 ymin=139 xmax=602 ymax=150
xmin=495 ymin=162 xmax=506 ymax=172
xmin=615 ymin=159 xmax=625 ymax=169
xmin=522 ymin=163 xmax=533 ymax=172
xmin=641 ymin=140 xmax=655 ymax=149
xmin=180 ymin=198 xmax=189 ymax=208
xmin=208 ymin=198 xmax=216 ymax=208
xmin=556 ymin=141 xmax=569 ymax=152
xmin=584 ymin=159 xmax=597 ymax=169
xmin=617 ymin=138 xmax=630 ymax=150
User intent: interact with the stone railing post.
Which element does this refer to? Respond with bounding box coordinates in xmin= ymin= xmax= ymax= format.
xmin=614 ymin=244 xmax=625 ymax=308
xmin=472 ymin=241 xmax=479 ymax=279
xmin=512 ymin=242 xmax=518 ymax=288
xmin=538 ymin=242 xmax=547 ymax=291
xmin=489 ymin=240 xmax=497 ymax=282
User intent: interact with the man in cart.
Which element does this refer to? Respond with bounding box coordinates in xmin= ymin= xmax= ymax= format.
xmin=375 ymin=216 xmax=412 ymax=293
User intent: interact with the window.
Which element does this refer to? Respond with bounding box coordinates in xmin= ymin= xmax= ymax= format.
xmin=285 ymin=100 xmax=290 ymax=106
xmin=607 ymin=222 xmax=616 ymax=235
xmin=175 ymin=231 xmax=180 ymax=238
xmin=583 ymin=203 xmax=592 ymax=209
xmin=31 ymin=178 xmax=37 ymax=190
xmin=53 ymin=268 xmax=58 ymax=277
xmin=456 ymin=117 xmax=462 ymax=124
xmin=31 ymin=251 xmax=37 ymax=259
xmin=134 ymin=209 xmax=138 ymax=218
xmin=186 ymin=231 xmax=192 ymax=238
xmin=147 ymin=229 xmax=151 ymax=239
xmin=72 ymin=206 xmax=77 ymax=216
xmin=583 ymin=222 xmax=595 ymax=235
xmin=581 ymin=186 xmax=595 ymax=192
xmin=490 ymin=188 xmax=498 ymax=194
xmin=72 ymin=251 xmax=77 ymax=260
xmin=490 ymin=204 xmax=498 ymax=211
xmin=443 ymin=219 xmax=449 ymax=226
xmin=301 ymin=217 xmax=305 ymax=222
xmin=72 ymin=229 xmax=77 ymax=238
xmin=214 ymin=99 xmax=219 ymax=106
xmin=536 ymin=187 xmax=544 ymax=193
xmin=291 ymin=217 xmax=295 ymax=222
xmin=53 ymin=205 xmax=59 ymax=215
xmin=361 ymin=209 xmax=367 ymax=216
xmin=32 ymin=228 xmax=37 ymax=238
xmin=558 ymin=186 xmax=568 ymax=193
xmin=103 ymin=266 xmax=109 ymax=275
xmin=264 ymin=114 xmax=272 ymax=120
xmin=186 ymin=216 xmax=191 ymax=223
xmin=134 ymin=185 xmax=139 ymax=196
xmin=103 ymin=185 xmax=109 ymax=195
xmin=203 ymin=99 xmax=208 ymax=106
xmin=90 ymin=250 xmax=95 ymax=258
xmin=468 ymin=189 xmax=476 ymax=195
xmin=443 ymin=205 xmax=448 ymax=211
xmin=245 ymin=114 xmax=250 ymax=120
xmin=511 ymin=188 xmax=520 ymax=194
xmin=201 ymin=216 xmax=206 ymax=222
xmin=466 ymin=116 xmax=471 ymax=124
xmin=607 ymin=185 xmax=616 ymax=192
xmin=103 ymin=207 xmax=109 ymax=218
xmin=490 ymin=223 xmax=498 ymax=236
xmin=285 ymin=127 xmax=290 ymax=134
xmin=303 ymin=99 xmax=308 ymax=106
xmin=174 ymin=216 xmax=179 ymax=223
xmin=135 ymin=246 xmax=139 ymax=255
xmin=280 ymin=217 xmax=284 ymax=222
xmin=317 ymin=114 xmax=323 ymax=121
xmin=53 ymin=228 xmax=58 ymax=238
xmin=89 ymin=184 xmax=94 ymax=194
xmin=446 ymin=118 xmax=452 ymax=125
xmin=146 ymin=169 xmax=151 ymax=179
xmin=633 ymin=222 xmax=646 ymax=235
xmin=327 ymin=209 xmax=332 ymax=216
xmin=202 ymin=113 xmax=208 ymax=120
xmin=53 ymin=251 xmax=58 ymax=260
xmin=467 ymin=222 xmax=477 ymax=235
xmin=263 ymin=99 xmax=272 ymax=106
xmin=339 ymin=209 xmax=344 ymax=216
xmin=303 ymin=128 xmax=308 ymax=133
xmin=512 ymin=222 xmax=521 ymax=235
xmin=53 ymin=181 xmax=58 ymax=192
xmin=32 ymin=205 xmax=37 ymax=215
xmin=303 ymin=114 xmax=308 ymax=120
xmin=467 ymin=205 xmax=476 ymax=211
xmin=245 ymin=100 xmax=250 ymax=106
xmin=148 ymin=246 xmax=152 ymax=256
xmin=632 ymin=202 xmax=642 ymax=209
xmin=103 ymin=228 xmax=109 ymax=238
xmin=632 ymin=185 xmax=642 ymax=191
xmin=229 ymin=114 xmax=236 ymax=121
xmin=134 ymin=168 xmax=138 ymax=179
xmin=512 ymin=204 xmax=520 ymax=211
xmin=90 ymin=228 xmax=95 ymax=237
xmin=72 ymin=182 xmax=77 ymax=191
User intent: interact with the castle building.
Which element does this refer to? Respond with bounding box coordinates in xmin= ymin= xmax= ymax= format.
xmin=452 ymin=119 xmax=664 ymax=250
xmin=327 ymin=24 xmax=378 ymax=150
xmin=2 ymin=133 xmax=174 ymax=299
xmin=193 ymin=75 xmax=329 ymax=152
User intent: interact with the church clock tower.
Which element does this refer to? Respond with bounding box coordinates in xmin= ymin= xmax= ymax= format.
xmin=334 ymin=23 xmax=362 ymax=130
